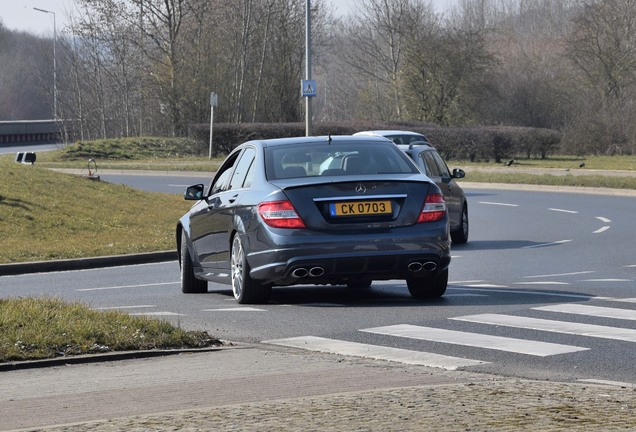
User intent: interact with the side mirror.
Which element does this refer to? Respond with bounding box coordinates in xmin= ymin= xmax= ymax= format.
xmin=184 ymin=184 xmax=205 ymax=201
xmin=452 ymin=168 xmax=465 ymax=179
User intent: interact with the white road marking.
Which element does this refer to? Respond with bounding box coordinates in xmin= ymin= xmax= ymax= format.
xmin=479 ymin=201 xmax=519 ymax=207
xmin=582 ymin=279 xmax=632 ymax=282
xmin=534 ymin=304 xmax=636 ymax=321
xmin=95 ymin=305 xmax=156 ymax=310
xmin=451 ymin=287 xmax=596 ymax=300
xmin=514 ymin=281 xmax=570 ymax=285
xmin=549 ymin=208 xmax=578 ymax=214
xmin=578 ymin=379 xmax=635 ymax=388
xmin=524 ymin=271 xmax=595 ymax=279
xmin=452 ymin=314 xmax=636 ymax=343
xmin=603 ymin=297 xmax=636 ymax=304
xmin=77 ymin=282 xmax=179 ymax=291
xmin=626 ymin=265 xmax=636 ymax=268
xmin=463 ymin=284 xmax=509 ymax=288
xmin=129 ymin=312 xmax=185 ymax=316
xmin=523 ymin=239 xmax=572 ymax=249
xmin=263 ymin=336 xmax=487 ymax=370
xmin=596 ymin=217 xmax=612 ymax=223
xmin=201 ymin=307 xmax=266 ymax=312
xmin=593 ymin=226 xmax=611 ymax=233
xmin=361 ymin=324 xmax=586 ymax=357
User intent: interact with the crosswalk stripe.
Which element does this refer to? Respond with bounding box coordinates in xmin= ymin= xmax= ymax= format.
xmin=361 ymin=324 xmax=586 ymax=357
xmin=534 ymin=304 xmax=636 ymax=321
xmin=263 ymin=336 xmax=488 ymax=370
xmin=452 ymin=314 xmax=636 ymax=343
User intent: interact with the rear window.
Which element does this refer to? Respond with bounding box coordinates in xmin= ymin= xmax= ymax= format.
xmin=265 ymin=142 xmax=419 ymax=180
xmin=386 ymin=134 xmax=429 ymax=145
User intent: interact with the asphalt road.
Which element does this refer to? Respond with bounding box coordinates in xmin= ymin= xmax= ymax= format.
xmin=2 ymin=178 xmax=635 ymax=386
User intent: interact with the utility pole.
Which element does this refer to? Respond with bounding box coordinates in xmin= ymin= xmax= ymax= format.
xmin=33 ymin=8 xmax=57 ymax=121
xmin=305 ymin=0 xmax=312 ymax=136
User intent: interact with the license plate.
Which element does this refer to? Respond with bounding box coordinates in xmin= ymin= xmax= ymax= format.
xmin=329 ymin=200 xmax=392 ymax=216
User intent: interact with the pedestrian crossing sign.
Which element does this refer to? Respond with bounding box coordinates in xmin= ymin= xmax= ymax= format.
xmin=301 ymin=80 xmax=317 ymax=97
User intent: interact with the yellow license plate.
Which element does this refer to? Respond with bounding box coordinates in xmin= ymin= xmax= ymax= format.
xmin=330 ymin=200 xmax=392 ymax=216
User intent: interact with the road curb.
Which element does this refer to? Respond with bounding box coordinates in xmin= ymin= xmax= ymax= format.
xmin=0 ymin=250 xmax=176 ymax=276
xmin=0 ymin=345 xmax=232 ymax=372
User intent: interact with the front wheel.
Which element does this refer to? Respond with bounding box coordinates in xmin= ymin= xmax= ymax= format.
xmin=407 ymin=269 xmax=448 ymax=299
xmin=180 ymin=231 xmax=207 ymax=294
xmin=231 ymin=234 xmax=271 ymax=304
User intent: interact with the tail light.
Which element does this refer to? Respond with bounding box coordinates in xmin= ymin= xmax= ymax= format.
xmin=417 ymin=193 xmax=446 ymax=223
xmin=258 ymin=200 xmax=306 ymax=229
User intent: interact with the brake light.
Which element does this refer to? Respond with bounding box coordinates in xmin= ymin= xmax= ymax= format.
xmin=258 ymin=200 xmax=306 ymax=229
xmin=417 ymin=193 xmax=446 ymax=223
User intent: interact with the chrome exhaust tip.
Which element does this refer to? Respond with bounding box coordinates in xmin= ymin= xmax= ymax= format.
xmin=291 ymin=268 xmax=309 ymax=278
xmin=309 ymin=267 xmax=325 ymax=277
xmin=408 ymin=262 xmax=423 ymax=272
xmin=422 ymin=261 xmax=437 ymax=272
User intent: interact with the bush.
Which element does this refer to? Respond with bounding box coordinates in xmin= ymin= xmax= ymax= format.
xmin=188 ymin=121 xmax=561 ymax=161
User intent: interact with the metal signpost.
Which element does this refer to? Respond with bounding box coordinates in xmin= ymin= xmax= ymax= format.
xmin=209 ymin=92 xmax=218 ymax=159
xmin=305 ymin=0 xmax=313 ymax=136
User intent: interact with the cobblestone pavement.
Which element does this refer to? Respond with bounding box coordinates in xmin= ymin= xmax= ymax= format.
xmin=33 ymin=381 xmax=636 ymax=432
xmin=3 ymin=347 xmax=636 ymax=432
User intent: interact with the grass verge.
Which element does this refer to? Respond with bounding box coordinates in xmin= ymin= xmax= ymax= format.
xmin=463 ymin=171 xmax=636 ymax=190
xmin=0 ymin=158 xmax=192 ymax=264
xmin=0 ymin=297 xmax=221 ymax=362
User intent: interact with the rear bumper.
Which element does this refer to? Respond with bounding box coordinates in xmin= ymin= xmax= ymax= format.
xmin=247 ymin=230 xmax=450 ymax=285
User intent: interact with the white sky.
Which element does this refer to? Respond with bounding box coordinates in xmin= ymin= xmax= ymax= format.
xmin=0 ymin=0 xmax=456 ymax=36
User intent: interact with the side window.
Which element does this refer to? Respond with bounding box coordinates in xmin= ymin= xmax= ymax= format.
xmin=431 ymin=151 xmax=451 ymax=178
xmin=242 ymin=158 xmax=256 ymax=188
xmin=210 ymin=151 xmax=240 ymax=195
xmin=421 ymin=152 xmax=442 ymax=177
xmin=229 ymin=147 xmax=256 ymax=190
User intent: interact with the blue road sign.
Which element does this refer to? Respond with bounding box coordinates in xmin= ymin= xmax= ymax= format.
xmin=301 ymin=80 xmax=317 ymax=97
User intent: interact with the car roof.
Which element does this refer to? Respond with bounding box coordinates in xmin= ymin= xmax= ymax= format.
xmin=244 ymin=135 xmax=393 ymax=148
xmin=353 ymin=130 xmax=427 ymax=138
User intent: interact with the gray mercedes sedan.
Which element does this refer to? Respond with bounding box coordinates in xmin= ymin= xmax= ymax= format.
xmin=177 ymin=135 xmax=451 ymax=304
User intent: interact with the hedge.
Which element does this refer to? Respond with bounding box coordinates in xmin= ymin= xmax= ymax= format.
xmin=188 ymin=121 xmax=561 ymax=162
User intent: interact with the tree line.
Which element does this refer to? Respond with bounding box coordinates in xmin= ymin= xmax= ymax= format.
xmin=1 ymin=0 xmax=636 ymax=156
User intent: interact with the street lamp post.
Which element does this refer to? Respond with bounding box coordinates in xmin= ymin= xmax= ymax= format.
xmin=305 ymin=0 xmax=312 ymax=136
xmin=33 ymin=7 xmax=57 ymax=121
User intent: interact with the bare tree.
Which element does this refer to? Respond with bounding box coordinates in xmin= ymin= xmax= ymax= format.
xmin=565 ymin=0 xmax=636 ymax=153
xmin=344 ymin=0 xmax=425 ymax=120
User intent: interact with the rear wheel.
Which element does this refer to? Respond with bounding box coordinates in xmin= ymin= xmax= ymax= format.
xmin=231 ymin=234 xmax=271 ymax=304
xmin=451 ymin=204 xmax=469 ymax=244
xmin=407 ymin=268 xmax=448 ymax=299
xmin=180 ymin=231 xmax=208 ymax=294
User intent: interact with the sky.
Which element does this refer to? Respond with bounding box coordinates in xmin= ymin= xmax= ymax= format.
xmin=1 ymin=0 xmax=456 ymax=36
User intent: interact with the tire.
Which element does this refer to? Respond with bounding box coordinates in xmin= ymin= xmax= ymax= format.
xmin=180 ymin=231 xmax=207 ymax=294
xmin=231 ymin=234 xmax=271 ymax=304
xmin=407 ymin=268 xmax=448 ymax=299
xmin=451 ymin=204 xmax=469 ymax=244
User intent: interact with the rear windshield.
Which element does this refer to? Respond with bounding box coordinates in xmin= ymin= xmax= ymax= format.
xmin=265 ymin=141 xmax=419 ymax=180
xmin=386 ymin=134 xmax=429 ymax=145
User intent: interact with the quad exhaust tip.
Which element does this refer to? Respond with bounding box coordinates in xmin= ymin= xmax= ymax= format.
xmin=292 ymin=267 xmax=325 ymax=278
xmin=408 ymin=261 xmax=437 ymax=272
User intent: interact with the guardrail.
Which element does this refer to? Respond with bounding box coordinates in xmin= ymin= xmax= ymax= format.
xmin=0 ymin=120 xmax=61 ymax=145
